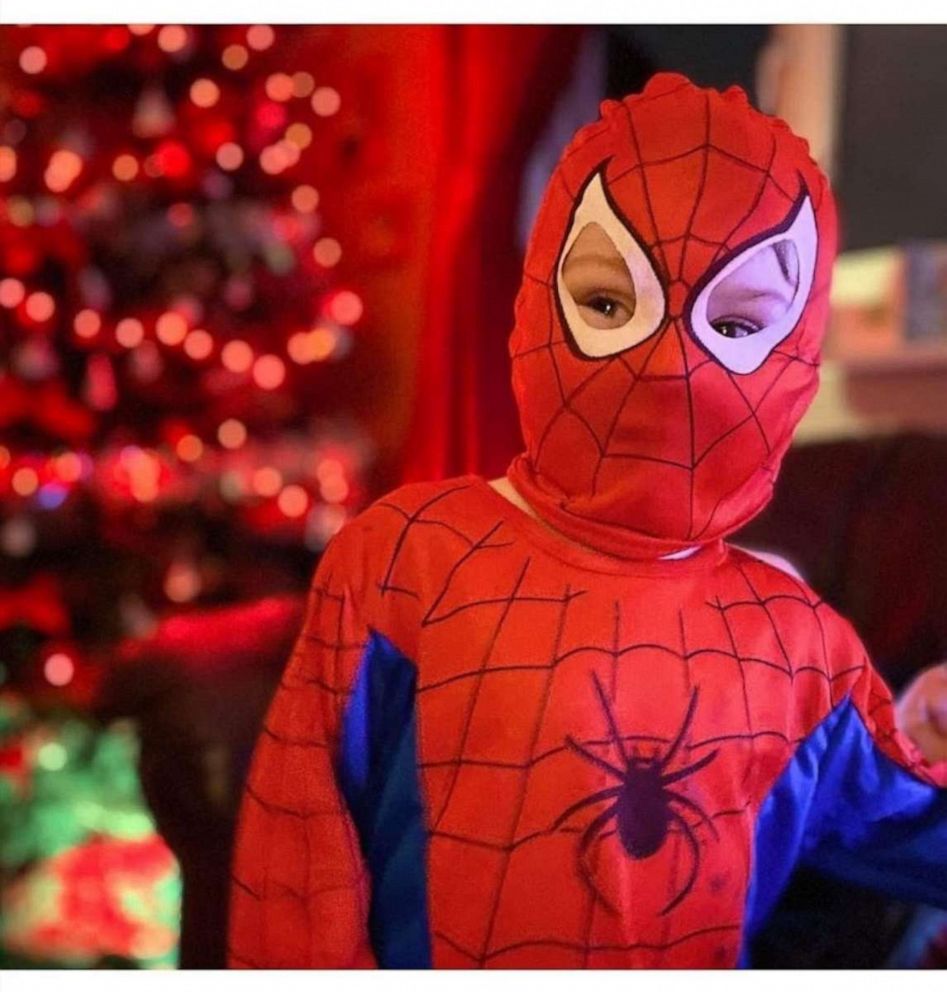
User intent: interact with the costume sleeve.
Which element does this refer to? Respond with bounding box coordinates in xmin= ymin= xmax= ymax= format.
xmin=800 ymin=659 xmax=947 ymax=909
xmin=227 ymin=535 xmax=377 ymax=969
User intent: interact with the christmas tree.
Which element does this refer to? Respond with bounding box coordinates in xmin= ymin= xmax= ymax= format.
xmin=0 ymin=24 xmax=372 ymax=965
xmin=0 ymin=694 xmax=180 ymax=968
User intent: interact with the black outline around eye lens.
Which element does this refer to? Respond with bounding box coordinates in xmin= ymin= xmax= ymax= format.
xmin=683 ymin=178 xmax=814 ymax=369
xmin=554 ymin=160 xmax=668 ymax=362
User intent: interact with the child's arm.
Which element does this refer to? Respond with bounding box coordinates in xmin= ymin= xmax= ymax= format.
xmin=800 ymin=658 xmax=947 ymax=908
xmin=227 ymin=537 xmax=376 ymax=969
xmin=745 ymin=639 xmax=947 ymax=942
xmin=228 ymin=515 xmax=429 ymax=969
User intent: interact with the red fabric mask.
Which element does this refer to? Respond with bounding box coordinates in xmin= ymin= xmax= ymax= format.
xmin=507 ymin=73 xmax=838 ymax=559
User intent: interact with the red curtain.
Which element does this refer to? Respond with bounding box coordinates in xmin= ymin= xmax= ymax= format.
xmin=402 ymin=26 xmax=585 ymax=483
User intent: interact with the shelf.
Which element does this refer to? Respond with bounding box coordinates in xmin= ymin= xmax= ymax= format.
xmin=829 ymin=343 xmax=947 ymax=374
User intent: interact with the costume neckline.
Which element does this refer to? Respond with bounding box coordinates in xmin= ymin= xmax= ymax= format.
xmin=467 ymin=475 xmax=728 ymax=578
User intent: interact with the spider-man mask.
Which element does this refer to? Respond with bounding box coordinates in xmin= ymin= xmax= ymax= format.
xmin=507 ymin=73 xmax=838 ymax=559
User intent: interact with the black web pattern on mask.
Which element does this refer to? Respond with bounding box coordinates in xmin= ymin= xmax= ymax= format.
xmin=514 ymin=91 xmax=831 ymax=542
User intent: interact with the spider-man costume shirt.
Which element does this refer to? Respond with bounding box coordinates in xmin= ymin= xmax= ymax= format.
xmin=229 ymin=74 xmax=947 ymax=969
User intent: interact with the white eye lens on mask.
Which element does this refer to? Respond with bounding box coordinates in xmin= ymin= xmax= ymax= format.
xmin=687 ymin=195 xmax=818 ymax=375
xmin=557 ymin=171 xmax=666 ymax=359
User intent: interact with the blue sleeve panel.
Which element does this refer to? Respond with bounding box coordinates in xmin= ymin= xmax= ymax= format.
xmin=742 ymin=695 xmax=947 ymax=966
xmin=337 ymin=629 xmax=432 ymax=968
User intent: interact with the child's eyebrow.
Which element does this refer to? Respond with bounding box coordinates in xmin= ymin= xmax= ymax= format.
xmin=563 ymin=253 xmax=630 ymax=278
xmin=727 ymin=287 xmax=793 ymax=304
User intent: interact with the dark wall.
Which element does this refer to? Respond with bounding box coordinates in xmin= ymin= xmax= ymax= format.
xmin=606 ymin=25 xmax=769 ymax=105
xmin=837 ymin=25 xmax=947 ymax=250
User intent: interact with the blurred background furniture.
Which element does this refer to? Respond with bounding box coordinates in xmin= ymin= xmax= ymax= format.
xmin=93 ymin=596 xmax=304 ymax=969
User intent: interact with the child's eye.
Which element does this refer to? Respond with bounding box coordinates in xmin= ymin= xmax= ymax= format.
xmin=578 ymin=294 xmax=633 ymax=329
xmin=711 ymin=317 xmax=762 ymax=339
xmin=589 ymin=295 xmax=619 ymax=317
xmin=556 ymin=181 xmax=666 ymax=358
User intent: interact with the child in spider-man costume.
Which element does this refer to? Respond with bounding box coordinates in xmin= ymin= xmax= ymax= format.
xmin=229 ymin=73 xmax=947 ymax=969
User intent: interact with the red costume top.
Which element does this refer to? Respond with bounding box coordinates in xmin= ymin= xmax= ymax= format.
xmin=229 ymin=73 xmax=947 ymax=969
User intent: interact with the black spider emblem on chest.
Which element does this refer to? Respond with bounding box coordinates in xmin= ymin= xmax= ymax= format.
xmin=553 ymin=672 xmax=719 ymax=915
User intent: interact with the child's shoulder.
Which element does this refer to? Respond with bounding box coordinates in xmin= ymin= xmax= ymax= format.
xmin=367 ymin=473 xmax=489 ymax=516
xmin=322 ymin=474 xmax=497 ymax=568
xmin=724 ymin=542 xmax=819 ymax=601
xmin=349 ymin=474 xmax=492 ymax=536
xmin=723 ymin=542 xmax=868 ymax=663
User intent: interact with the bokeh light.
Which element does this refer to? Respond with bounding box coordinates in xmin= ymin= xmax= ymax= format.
xmin=44 ymin=652 xmax=75 ymax=687
xmin=36 ymin=741 xmax=68 ymax=770
xmin=291 ymin=184 xmax=319 ymax=212
xmin=7 ymin=197 xmax=33 ymax=226
xmin=317 ymin=458 xmax=349 ymax=503
xmin=316 ymin=457 xmax=344 ymax=483
xmin=221 ymin=339 xmax=254 ymax=373
xmin=74 ymin=309 xmax=101 ymax=339
xmin=0 ymin=278 xmax=26 ymax=308
xmin=306 ymin=503 xmax=347 ymax=549
xmin=311 ymin=325 xmax=339 ymax=361
xmin=252 ymin=354 xmax=286 ymax=389
xmin=328 ymin=290 xmax=363 ymax=325
xmin=215 ymin=142 xmax=244 ymax=171
xmin=222 ymin=44 xmax=249 ymax=70
xmin=246 ymin=25 xmax=275 ymax=51
xmin=217 ymin=418 xmax=247 ymax=449
xmin=25 ymin=291 xmax=56 ymax=322
xmin=37 ymin=482 xmax=67 ymax=511
xmin=277 ymin=484 xmax=308 ymax=517
xmin=219 ymin=470 xmax=245 ymax=502
xmin=252 ymin=466 xmax=282 ymax=497
xmin=265 ymin=73 xmax=294 ymax=102
xmin=156 ymin=311 xmax=188 ymax=346
xmin=277 ymin=141 xmax=300 ymax=168
xmin=0 ymin=146 xmax=17 ymax=182
xmin=176 ymin=434 xmax=204 ymax=462
xmin=121 ymin=446 xmax=162 ymax=503
xmin=45 ymin=149 xmax=83 ymax=193
xmin=259 ymin=145 xmax=285 ymax=175
xmin=165 ymin=560 xmax=201 ymax=603
xmin=287 ymin=331 xmax=314 ymax=365
xmin=292 ymin=72 xmax=315 ymax=98
xmin=19 ymin=46 xmax=47 ymax=75
xmin=157 ymin=25 xmax=189 ymax=54
xmin=115 ymin=318 xmax=145 ymax=348
xmin=183 ymin=329 xmax=213 ymax=360
xmin=103 ymin=26 xmax=130 ymax=53
xmin=311 ymin=86 xmax=341 ymax=117
xmin=288 ymin=325 xmax=338 ymax=364
xmin=55 ymin=451 xmax=83 ymax=482
xmin=313 ymin=237 xmax=342 ymax=267
xmin=155 ymin=140 xmax=191 ymax=179
xmin=285 ymin=123 xmax=313 ymax=149
xmin=113 ymin=153 xmax=139 ymax=181
xmin=12 ymin=466 xmax=39 ymax=496
xmin=190 ymin=78 xmax=221 ymax=108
